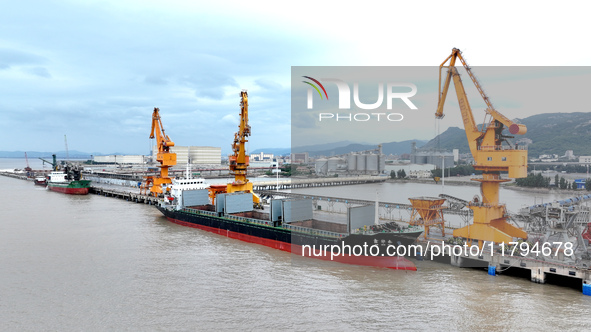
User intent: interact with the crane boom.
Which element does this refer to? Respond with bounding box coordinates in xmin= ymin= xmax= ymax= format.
xmin=222 ymin=90 xmax=261 ymax=208
xmin=144 ymin=107 xmax=176 ymax=196
xmin=229 ymin=90 xmax=251 ymax=184
xmin=435 ymin=48 xmax=528 ymax=247
xmin=437 ymin=48 xmax=527 ymax=135
xmin=436 ymin=48 xmax=527 ymax=179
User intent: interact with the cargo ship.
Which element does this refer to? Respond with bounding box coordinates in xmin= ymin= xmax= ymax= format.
xmin=152 ymin=91 xmax=421 ymax=270
xmin=47 ymin=164 xmax=91 ymax=195
xmin=157 ymin=181 xmax=423 ymax=270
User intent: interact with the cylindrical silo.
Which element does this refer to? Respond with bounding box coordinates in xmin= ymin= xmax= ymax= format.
xmin=367 ymin=154 xmax=378 ymax=172
xmin=356 ymin=154 xmax=366 ymax=172
xmin=347 ymin=154 xmax=357 ymax=172
xmin=315 ymin=158 xmax=327 ymax=175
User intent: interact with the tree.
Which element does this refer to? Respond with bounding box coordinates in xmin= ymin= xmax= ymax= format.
xmin=559 ymin=177 xmax=567 ymax=189
xmin=555 ymin=174 xmax=559 ymax=186
xmin=431 ymin=168 xmax=442 ymax=178
xmin=397 ymin=169 xmax=406 ymax=179
xmin=515 ymin=173 xmax=551 ymax=188
xmin=390 ymin=170 xmax=396 ymax=179
xmin=586 ymin=178 xmax=591 ymax=191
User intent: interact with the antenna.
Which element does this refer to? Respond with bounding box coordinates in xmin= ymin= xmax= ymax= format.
xmin=186 ymin=147 xmax=191 ymax=179
xmin=64 ymin=134 xmax=69 ymax=161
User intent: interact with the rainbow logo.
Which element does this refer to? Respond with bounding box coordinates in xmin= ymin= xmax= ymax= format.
xmin=302 ymin=76 xmax=328 ymax=100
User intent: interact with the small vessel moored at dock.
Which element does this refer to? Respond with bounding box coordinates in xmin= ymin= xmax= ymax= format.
xmin=34 ymin=176 xmax=47 ymax=186
xmin=47 ymin=171 xmax=91 ymax=194
xmin=47 ymin=164 xmax=91 ymax=195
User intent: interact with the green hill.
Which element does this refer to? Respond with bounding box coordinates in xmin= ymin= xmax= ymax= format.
xmin=421 ymin=112 xmax=591 ymax=157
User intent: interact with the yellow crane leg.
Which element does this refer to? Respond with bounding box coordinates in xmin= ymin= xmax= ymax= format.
xmin=453 ymin=219 xmax=527 ymax=249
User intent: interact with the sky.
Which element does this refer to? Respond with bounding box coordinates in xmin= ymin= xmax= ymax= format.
xmin=1 ymin=0 xmax=590 ymax=155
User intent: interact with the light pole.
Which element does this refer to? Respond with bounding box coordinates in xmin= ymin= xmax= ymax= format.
xmin=276 ymin=159 xmax=279 ymax=191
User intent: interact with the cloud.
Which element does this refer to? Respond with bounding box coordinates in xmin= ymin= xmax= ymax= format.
xmin=181 ymin=74 xmax=240 ymax=100
xmin=25 ymin=66 xmax=51 ymax=78
xmin=144 ymin=76 xmax=168 ymax=85
xmin=221 ymin=113 xmax=238 ymax=126
xmin=0 ymin=48 xmax=46 ymax=69
xmin=255 ymin=78 xmax=282 ymax=91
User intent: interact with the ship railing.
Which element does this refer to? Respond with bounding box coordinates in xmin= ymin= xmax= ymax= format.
xmin=282 ymin=224 xmax=346 ymax=239
xmin=183 ymin=208 xmax=217 ymax=217
xmin=352 ymin=225 xmax=422 ymax=235
xmin=224 ymin=214 xmax=272 ymax=227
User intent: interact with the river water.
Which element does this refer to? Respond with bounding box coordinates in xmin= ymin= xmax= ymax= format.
xmin=1 ymin=158 xmax=590 ymax=330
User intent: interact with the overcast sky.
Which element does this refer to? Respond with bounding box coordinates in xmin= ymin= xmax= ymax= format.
xmin=1 ymin=0 xmax=590 ymax=155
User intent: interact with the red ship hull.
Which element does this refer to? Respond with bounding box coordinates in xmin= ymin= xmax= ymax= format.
xmin=47 ymin=185 xmax=90 ymax=195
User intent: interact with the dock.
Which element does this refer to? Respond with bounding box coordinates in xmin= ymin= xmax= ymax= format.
xmin=89 ymin=185 xmax=160 ymax=205
xmin=252 ymin=176 xmax=387 ymax=190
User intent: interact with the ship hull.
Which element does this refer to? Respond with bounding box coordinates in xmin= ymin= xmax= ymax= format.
xmin=158 ymin=206 xmax=421 ymax=270
xmin=47 ymin=180 xmax=91 ymax=195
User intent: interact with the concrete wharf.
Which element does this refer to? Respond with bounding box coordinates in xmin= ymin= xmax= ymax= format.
xmin=251 ymin=176 xmax=387 ymax=190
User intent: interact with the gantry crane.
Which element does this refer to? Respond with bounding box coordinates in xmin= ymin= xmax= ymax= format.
xmin=143 ymin=107 xmax=176 ymax=196
xmin=39 ymin=154 xmax=58 ymax=170
xmin=24 ymin=152 xmax=33 ymax=177
xmin=436 ymin=48 xmax=528 ymax=248
xmin=219 ymin=90 xmax=261 ymax=207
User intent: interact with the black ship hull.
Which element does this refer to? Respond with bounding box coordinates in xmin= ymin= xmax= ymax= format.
xmin=157 ymin=206 xmax=422 ymax=270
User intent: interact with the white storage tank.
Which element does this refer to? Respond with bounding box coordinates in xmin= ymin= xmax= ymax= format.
xmin=327 ymin=157 xmax=339 ymax=173
xmin=347 ymin=154 xmax=357 ymax=171
xmin=315 ymin=158 xmax=328 ymax=175
xmin=367 ymin=154 xmax=378 ymax=172
xmin=356 ymin=154 xmax=366 ymax=172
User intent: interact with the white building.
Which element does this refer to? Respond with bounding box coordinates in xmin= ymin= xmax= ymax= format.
xmin=385 ymin=163 xmax=436 ymax=178
xmin=580 ymin=156 xmax=591 ymax=164
xmin=93 ymin=155 xmax=146 ymax=164
xmin=153 ymin=146 xmax=221 ymax=165
xmin=251 ymin=152 xmax=274 ymax=161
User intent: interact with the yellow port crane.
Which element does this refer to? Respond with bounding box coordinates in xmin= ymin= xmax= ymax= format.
xmin=143 ymin=107 xmax=176 ymax=196
xmin=436 ymin=48 xmax=528 ymax=248
xmin=221 ymin=90 xmax=261 ymax=208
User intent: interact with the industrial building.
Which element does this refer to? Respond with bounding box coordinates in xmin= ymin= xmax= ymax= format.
xmin=291 ymin=152 xmax=309 ymax=164
xmin=410 ymin=142 xmax=455 ymax=169
xmin=314 ymin=146 xmax=385 ymax=176
xmin=153 ymin=146 xmax=221 ymax=165
xmin=93 ymin=155 xmax=146 ymax=164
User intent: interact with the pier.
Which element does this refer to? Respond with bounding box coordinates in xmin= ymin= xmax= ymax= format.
xmin=252 ymin=176 xmax=387 ymax=190
xmin=89 ymin=185 xmax=160 ymax=205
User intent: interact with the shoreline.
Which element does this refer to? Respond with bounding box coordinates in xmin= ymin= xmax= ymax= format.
xmin=386 ymin=177 xmax=589 ymax=195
